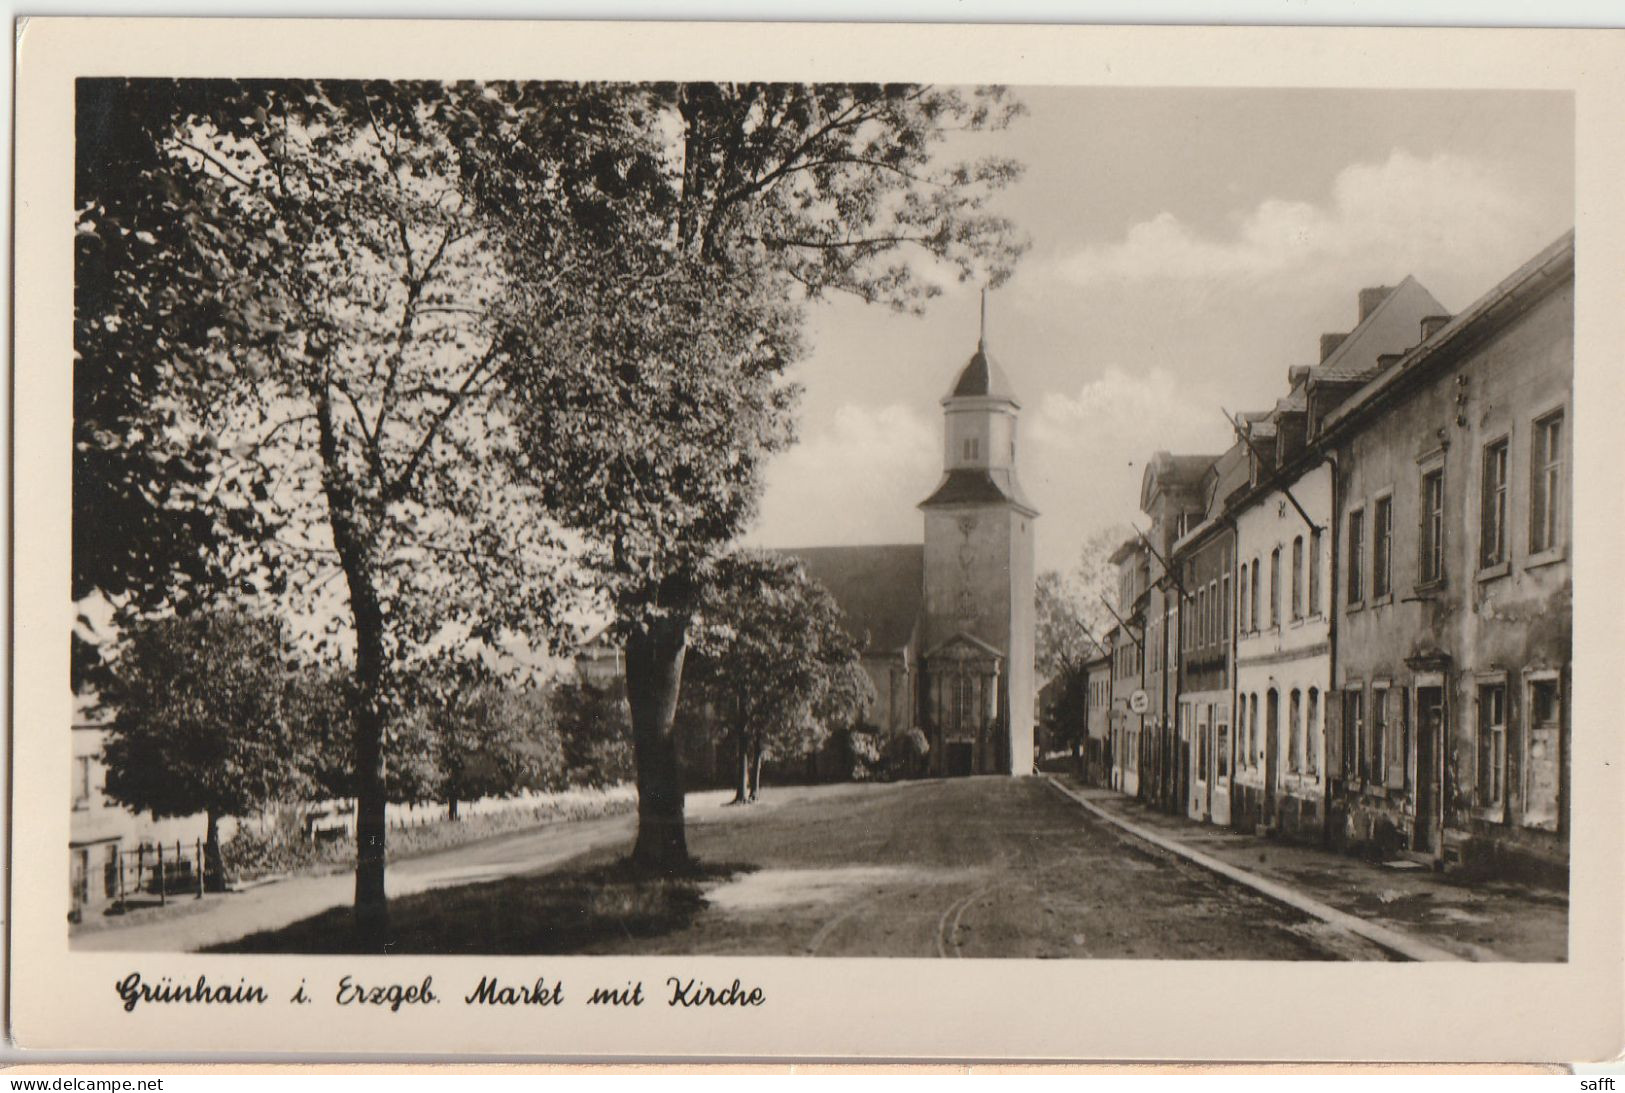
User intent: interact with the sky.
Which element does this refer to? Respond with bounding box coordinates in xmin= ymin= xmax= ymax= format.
xmin=745 ymin=87 xmax=1575 ymax=577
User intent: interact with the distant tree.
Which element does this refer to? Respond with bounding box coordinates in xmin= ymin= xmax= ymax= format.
xmin=1036 ymin=527 xmax=1127 ymax=762
xmin=551 ymin=676 xmax=636 ymax=789
xmin=99 ymin=608 xmax=301 ymax=890
xmin=403 ymin=665 xmax=567 ymax=819
xmin=493 ymin=83 xmax=1027 ymax=868
xmin=681 ymin=551 xmax=874 ymax=804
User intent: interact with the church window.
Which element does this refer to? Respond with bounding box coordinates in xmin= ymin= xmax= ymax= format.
xmin=962 ymin=437 xmax=980 ymax=461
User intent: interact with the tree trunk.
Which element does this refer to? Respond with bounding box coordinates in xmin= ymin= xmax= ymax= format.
xmin=749 ymin=740 xmax=764 ymax=802
xmin=448 ymin=798 xmax=459 ymax=821
xmin=624 ymin=614 xmax=691 ymax=872
xmin=731 ymin=725 xmax=751 ymax=805
xmin=315 ymin=388 xmax=390 ymax=951
xmin=203 ymin=809 xmax=227 ymax=894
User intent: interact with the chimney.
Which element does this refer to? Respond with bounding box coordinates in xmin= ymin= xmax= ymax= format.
xmin=1287 ymin=365 xmax=1311 ymax=389
xmin=1320 ymin=333 xmax=1348 ymax=362
xmin=1420 ymin=314 xmax=1452 ymax=341
xmin=1358 ymin=286 xmax=1396 ymax=322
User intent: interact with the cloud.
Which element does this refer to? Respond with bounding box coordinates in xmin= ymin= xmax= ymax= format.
xmin=1046 ymin=150 xmax=1542 ymax=293
xmin=750 ymin=402 xmax=939 ymax=548
xmin=1023 ymin=367 xmax=1236 ymax=571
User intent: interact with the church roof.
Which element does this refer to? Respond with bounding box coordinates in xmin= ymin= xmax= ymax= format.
xmin=778 ymin=543 xmax=925 ymax=656
xmin=946 ymin=341 xmax=1019 ymax=403
xmin=918 ymin=468 xmax=1038 ymax=516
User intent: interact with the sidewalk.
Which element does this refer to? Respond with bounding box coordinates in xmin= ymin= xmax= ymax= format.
xmin=1050 ymin=776 xmax=1567 ymax=962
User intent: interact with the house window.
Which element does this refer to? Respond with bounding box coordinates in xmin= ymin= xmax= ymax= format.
xmin=1524 ymin=675 xmax=1562 ymax=829
xmin=1531 ymin=411 xmax=1565 ymax=554
xmin=1288 ymin=688 xmax=1302 ymax=773
xmin=1269 ymin=547 xmax=1281 ymax=627
xmin=1477 ymin=682 xmax=1507 ymax=812
xmin=1239 ymin=564 xmax=1250 ymax=633
xmin=1306 ymin=687 xmax=1320 ymax=774
xmin=1420 ymin=469 xmax=1446 ymax=584
xmin=73 ymin=756 xmax=92 ymax=811
xmin=1308 ymin=528 xmax=1322 ymax=617
xmin=1373 ymin=495 xmax=1393 ymax=599
xmin=1481 ymin=438 xmax=1509 ymax=567
xmin=1207 ymin=580 xmax=1218 ymax=645
xmin=1217 ymin=718 xmax=1230 ymax=779
xmin=1250 ymin=693 xmax=1260 ymax=767
xmin=1347 ymin=508 xmax=1365 ymax=604
xmin=1343 ymin=688 xmax=1365 ymax=782
xmin=1371 ymin=685 xmax=1388 ymax=788
xmin=1266 ymin=689 xmax=1280 ymax=774
xmin=1290 ymin=536 xmax=1304 ymax=620
xmin=1220 ymin=572 xmax=1231 ymax=651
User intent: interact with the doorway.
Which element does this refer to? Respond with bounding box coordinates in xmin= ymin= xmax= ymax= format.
xmin=1414 ymin=686 xmax=1444 ymax=853
xmin=947 ymin=741 xmax=974 ymax=777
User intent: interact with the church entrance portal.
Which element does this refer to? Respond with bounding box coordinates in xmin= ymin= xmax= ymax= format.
xmin=946 ymin=741 xmax=975 ymax=777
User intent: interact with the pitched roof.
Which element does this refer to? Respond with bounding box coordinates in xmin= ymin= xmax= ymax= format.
xmin=946 ymin=340 xmax=1019 ymax=403
xmin=1314 ymin=276 xmax=1449 ymax=384
xmin=778 ymin=543 xmax=925 ymax=655
xmin=1323 ymin=229 xmax=1574 ymax=437
xmin=918 ymin=467 xmax=1038 ymax=516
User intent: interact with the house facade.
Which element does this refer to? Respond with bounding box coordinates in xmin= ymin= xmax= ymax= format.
xmin=1322 ymin=231 xmax=1573 ymax=881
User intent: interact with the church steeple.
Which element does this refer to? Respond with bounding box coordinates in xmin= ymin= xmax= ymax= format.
xmin=919 ymin=292 xmax=1036 ymax=515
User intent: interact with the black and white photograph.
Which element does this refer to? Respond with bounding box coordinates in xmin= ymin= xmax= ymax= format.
xmin=12 ymin=17 xmax=1624 ymax=1061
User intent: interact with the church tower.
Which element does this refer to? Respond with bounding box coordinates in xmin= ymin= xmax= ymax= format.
xmin=917 ymin=299 xmax=1038 ymax=777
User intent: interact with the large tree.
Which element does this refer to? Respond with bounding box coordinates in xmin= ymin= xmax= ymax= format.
xmin=492 ymin=83 xmax=1027 ymax=870
xmin=681 ymin=551 xmax=873 ymax=804
xmin=99 ymin=608 xmax=301 ymax=890
xmin=76 ymin=80 xmax=628 ymax=945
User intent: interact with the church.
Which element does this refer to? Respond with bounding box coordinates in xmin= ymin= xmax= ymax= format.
xmin=575 ymin=320 xmax=1039 ymax=779
xmin=785 ymin=322 xmax=1038 ymax=778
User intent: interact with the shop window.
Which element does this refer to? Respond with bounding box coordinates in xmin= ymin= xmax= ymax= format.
xmin=1477 ymin=682 xmax=1508 ymax=813
xmin=1217 ymin=718 xmax=1230 ymax=780
xmin=1524 ymin=675 xmax=1562 ymax=830
xmin=1343 ymin=688 xmax=1365 ymax=782
xmin=1371 ymin=685 xmax=1389 ymax=786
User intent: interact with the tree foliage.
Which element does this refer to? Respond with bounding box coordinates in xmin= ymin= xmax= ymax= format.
xmin=550 ymin=676 xmax=637 ymax=789
xmin=681 ymin=550 xmax=874 ymax=802
xmin=98 ymin=607 xmax=301 ymax=888
xmin=1035 ymin=526 xmax=1129 ymax=754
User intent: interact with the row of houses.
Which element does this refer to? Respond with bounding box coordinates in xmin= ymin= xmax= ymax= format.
xmin=1082 ymin=230 xmax=1573 ymax=883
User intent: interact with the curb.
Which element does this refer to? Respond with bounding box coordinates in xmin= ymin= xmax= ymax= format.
xmin=1044 ymin=776 xmax=1464 ymax=963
